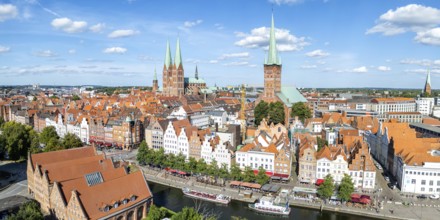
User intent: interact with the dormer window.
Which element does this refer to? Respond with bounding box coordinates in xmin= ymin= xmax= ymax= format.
xmin=130 ymin=195 xmax=136 ymax=201
xmin=113 ymin=201 xmax=119 ymax=208
xmin=104 ymin=206 xmax=110 ymax=212
xmin=123 ymin=199 xmax=129 ymax=204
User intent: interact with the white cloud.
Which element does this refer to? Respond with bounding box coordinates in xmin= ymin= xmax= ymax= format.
xmin=214 ymin=23 xmax=224 ymax=30
xmin=367 ymin=4 xmax=440 ymax=46
xmin=268 ymin=0 xmax=303 ymax=5
xmin=68 ymin=49 xmax=76 ymax=54
xmin=367 ymin=4 xmax=440 ymax=36
xmin=306 ymin=49 xmax=329 ymax=58
xmin=352 ymin=66 xmax=368 ymax=73
xmin=0 ymin=45 xmax=11 ymax=53
xmin=209 ymin=60 xmax=218 ymax=64
xmin=400 ymin=58 xmax=438 ymax=67
xmin=184 ymin=19 xmax=203 ymax=28
xmin=415 ymin=28 xmax=440 ymax=46
xmin=223 ymin=61 xmax=249 ymax=66
xmin=108 ymin=29 xmax=138 ymax=38
xmin=35 ymin=50 xmax=57 ymax=57
xmin=90 ymin=23 xmax=106 ymax=33
xmin=377 ymin=66 xmax=391 ymax=71
xmin=103 ymin=47 xmax=127 ymax=54
xmin=219 ymin=52 xmax=249 ymax=60
xmin=51 ymin=17 xmax=88 ymax=33
xmin=235 ymin=27 xmax=309 ymax=52
xmin=404 ymin=68 xmax=440 ymax=74
xmin=300 ymin=65 xmax=317 ymax=69
xmin=0 ymin=4 xmax=18 ymax=22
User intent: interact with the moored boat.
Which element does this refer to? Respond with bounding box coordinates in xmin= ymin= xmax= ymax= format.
xmin=182 ymin=187 xmax=231 ymax=205
xmin=248 ymin=196 xmax=290 ymax=216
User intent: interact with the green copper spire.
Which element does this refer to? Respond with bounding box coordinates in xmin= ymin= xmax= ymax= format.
xmin=195 ymin=65 xmax=199 ymax=79
xmin=266 ymin=13 xmax=281 ymax=65
xmin=153 ymin=66 xmax=157 ymax=80
xmin=175 ymin=38 xmax=182 ymax=68
xmin=164 ymin=40 xmax=172 ymax=69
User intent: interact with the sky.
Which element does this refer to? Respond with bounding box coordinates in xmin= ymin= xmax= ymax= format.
xmin=0 ymin=0 xmax=440 ymax=88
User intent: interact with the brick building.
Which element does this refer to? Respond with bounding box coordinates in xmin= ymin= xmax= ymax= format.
xmin=27 ymin=147 xmax=153 ymax=220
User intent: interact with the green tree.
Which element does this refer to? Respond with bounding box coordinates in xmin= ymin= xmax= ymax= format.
xmin=153 ymin=148 xmax=166 ymax=167
xmin=254 ymin=101 xmax=269 ymax=126
xmin=146 ymin=204 xmax=167 ymax=220
xmin=29 ymin=130 xmax=41 ymax=154
xmin=338 ymin=174 xmax=355 ymax=202
xmin=44 ymin=137 xmax=62 ymax=152
xmin=61 ymin=133 xmax=83 ymax=149
xmin=208 ymin=159 xmax=219 ymax=177
xmin=255 ymin=166 xmax=269 ymax=185
xmin=39 ymin=126 xmax=59 ymax=146
xmin=187 ymin=157 xmax=198 ymax=174
xmin=268 ymin=101 xmax=285 ymax=125
xmin=7 ymin=201 xmax=44 ymax=220
xmin=0 ymin=117 xmax=5 ymax=128
xmin=1 ymin=122 xmax=34 ymax=160
xmin=136 ymin=140 xmax=149 ymax=164
xmin=174 ymin=153 xmax=186 ymax=171
xmin=242 ymin=166 xmax=256 ymax=182
xmin=196 ymin=159 xmax=208 ymax=175
xmin=0 ymin=134 xmax=5 ymax=160
xmin=230 ymin=164 xmax=242 ymax=181
xmin=317 ymin=174 xmax=335 ymax=200
xmin=219 ymin=163 xmax=230 ymax=180
xmin=316 ymin=137 xmax=328 ymax=152
xmin=291 ymin=102 xmax=312 ymax=123
xmin=171 ymin=207 xmax=203 ymax=220
xmin=72 ymin=94 xmax=81 ymax=101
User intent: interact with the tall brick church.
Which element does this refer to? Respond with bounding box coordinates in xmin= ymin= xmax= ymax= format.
xmin=162 ymin=39 xmax=184 ymax=97
xmin=257 ymin=14 xmax=307 ymax=124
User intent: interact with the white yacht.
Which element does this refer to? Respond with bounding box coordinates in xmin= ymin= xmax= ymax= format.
xmin=248 ymin=196 xmax=290 ymax=216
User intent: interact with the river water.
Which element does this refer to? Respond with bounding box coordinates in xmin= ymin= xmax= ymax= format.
xmin=148 ymin=182 xmax=376 ymax=220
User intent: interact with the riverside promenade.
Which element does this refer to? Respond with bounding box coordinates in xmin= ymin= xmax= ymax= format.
xmin=139 ymin=165 xmax=440 ymax=220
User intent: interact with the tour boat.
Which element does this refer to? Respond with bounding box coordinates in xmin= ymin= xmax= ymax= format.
xmin=248 ymin=196 xmax=291 ymax=216
xmin=182 ymin=187 xmax=231 ymax=205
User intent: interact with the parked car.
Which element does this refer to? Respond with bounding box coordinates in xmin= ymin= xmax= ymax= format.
xmin=429 ymin=194 xmax=440 ymax=200
xmin=417 ymin=194 xmax=428 ymax=199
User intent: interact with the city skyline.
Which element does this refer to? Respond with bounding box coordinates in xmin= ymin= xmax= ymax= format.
xmin=0 ymin=0 xmax=439 ymax=88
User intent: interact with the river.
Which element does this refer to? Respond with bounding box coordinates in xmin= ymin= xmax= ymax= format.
xmin=148 ymin=182 xmax=376 ymax=220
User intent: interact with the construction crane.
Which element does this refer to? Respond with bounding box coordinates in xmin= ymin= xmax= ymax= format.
xmin=240 ymin=84 xmax=246 ymax=143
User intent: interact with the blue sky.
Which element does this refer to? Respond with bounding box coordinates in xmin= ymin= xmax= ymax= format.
xmin=0 ymin=0 xmax=439 ymax=88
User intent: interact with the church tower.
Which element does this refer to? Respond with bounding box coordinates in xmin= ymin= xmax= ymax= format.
xmin=152 ymin=67 xmax=158 ymax=93
xmin=162 ymin=39 xmax=185 ymax=96
xmin=171 ymin=38 xmax=185 ymax=96
xmin=263 ymin=13 xmax=282 ymax=100
xmin=162 ymin=40 xmax=173 ymax=96
xmin=424 ymin=69 xmax=432 ymax=96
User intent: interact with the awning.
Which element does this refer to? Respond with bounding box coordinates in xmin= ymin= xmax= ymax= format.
xmin=249 ymin=183 xmax=261 ymax=189
xmin=351 ymin=194 xmax=361 ymax=199
xmin=316 ymin=179 xmax=324 ymax=186
xmin=241 ymin=182 xmax=252 ymax=188
xmin=252 ymin=170 xmax=273 ymax=176
xmin=177 ymin=171 xmax=186 ymax=175
xmin=230 ymin=181 xmax=242 ymax=186
xmin=169 ymin=169 xmax=176 ymax=173
xmin=273 ymin=173 xmax=290 ymax=178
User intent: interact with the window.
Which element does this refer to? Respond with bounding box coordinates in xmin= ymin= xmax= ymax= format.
xmin=421 ymin=187 xmax=425 ymax=192
xmin=422 ymin=180 xmax=426 ymax=185
xmin=411 ymin=179 xmax=416 ymax=184
xmin=430 ymin=180 xmax=434 ymax=186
